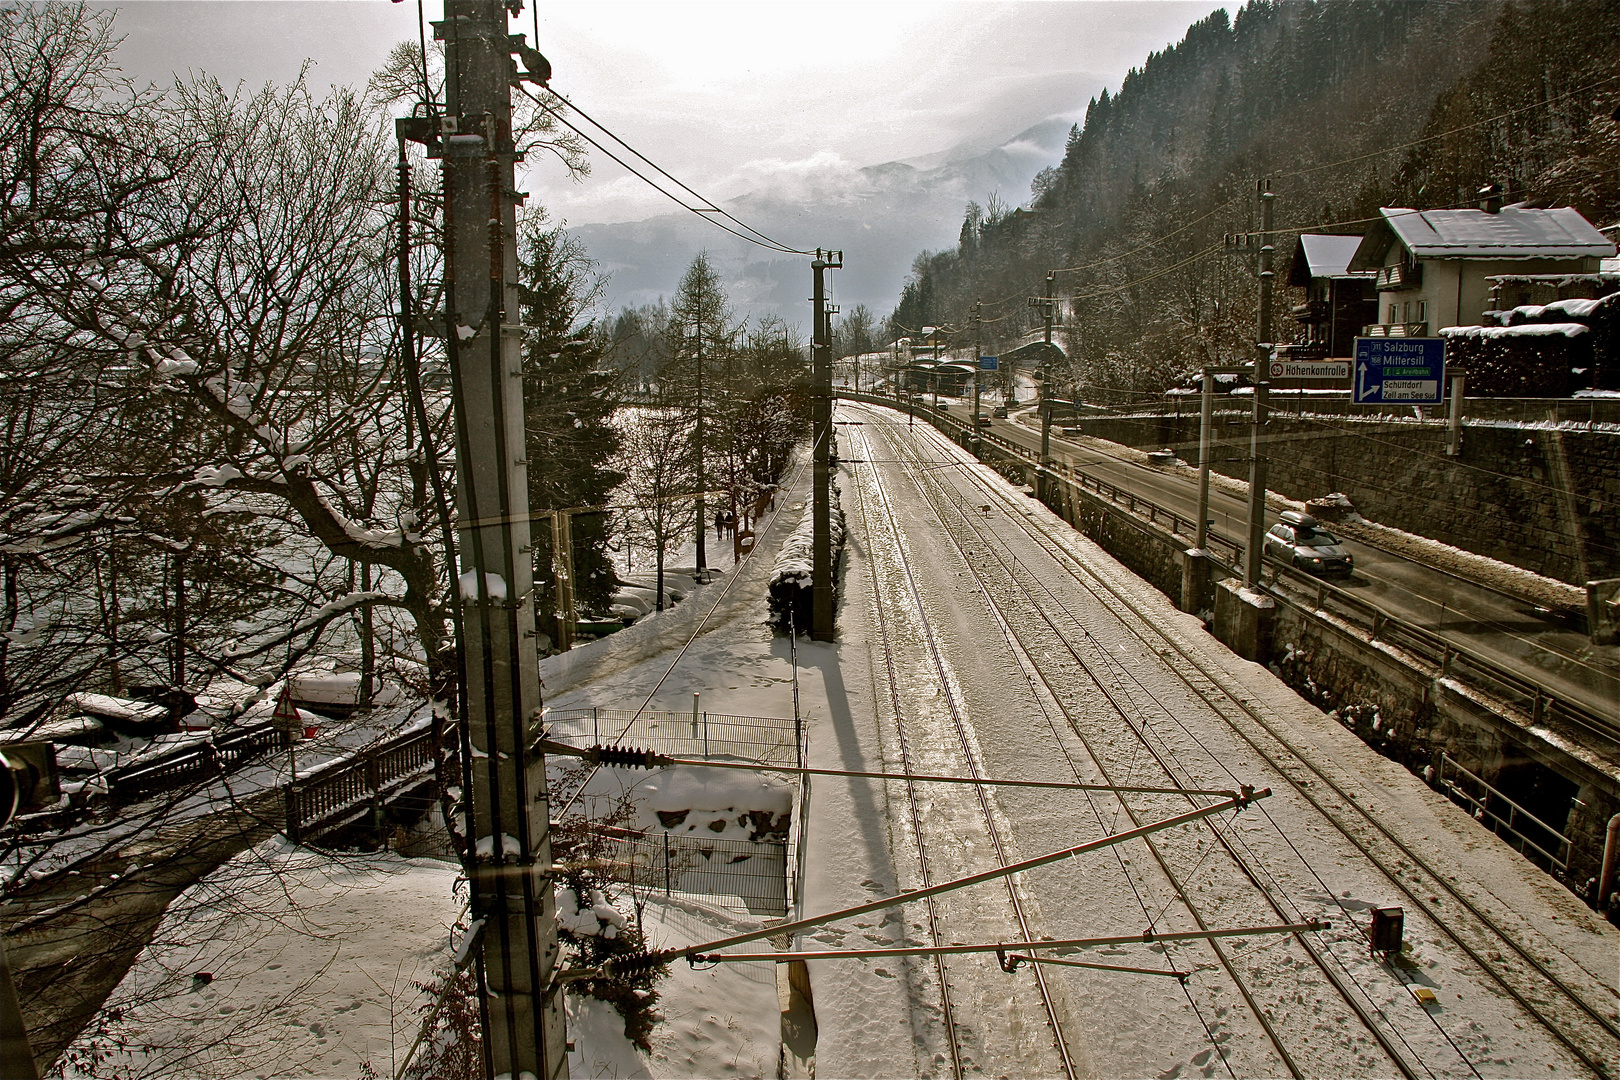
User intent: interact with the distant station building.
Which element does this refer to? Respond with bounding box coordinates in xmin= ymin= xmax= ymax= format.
xmin=1348 ymin=192 xmax=1616 ymax=337
xmin=1286 ymin=233 xmax=1377 ymax=358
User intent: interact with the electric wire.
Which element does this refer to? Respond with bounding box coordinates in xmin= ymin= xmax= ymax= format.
xmin=547 ymin=87 xmax=816 ymax=257
xmin=515 ymin=84 xmax=814 ymax=257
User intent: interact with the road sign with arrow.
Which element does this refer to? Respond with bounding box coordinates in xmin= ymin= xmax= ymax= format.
xmin=1353 ymin=337 xmax=1445 ymax=404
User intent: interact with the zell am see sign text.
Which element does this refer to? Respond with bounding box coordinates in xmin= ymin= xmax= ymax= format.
xmin=1268 ymin=359 xmax=1350 ymax=380
xmin=1352 ymin=337 xmax=1446 ymax=404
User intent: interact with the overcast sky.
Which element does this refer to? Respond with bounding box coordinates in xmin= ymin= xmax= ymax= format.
xmin=104 ymin=1 xmax=1225 ymax=229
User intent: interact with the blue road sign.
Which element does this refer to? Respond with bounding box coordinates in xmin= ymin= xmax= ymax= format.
xmin=979 ymin=355 xmax=999 ymax=370
xmin=1353 ymin=337 xmax=1445 ymax=404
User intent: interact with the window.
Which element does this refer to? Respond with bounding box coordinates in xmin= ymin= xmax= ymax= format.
xmin=1389 ymin=303 xmax=1398 ymax=323
xmin=1418 ymin=300 xmax=1428 ymax=324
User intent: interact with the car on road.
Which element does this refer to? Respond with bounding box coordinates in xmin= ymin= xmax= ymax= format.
xmin=976 ymin=414 xmax=992 ymax=428
xmin=992 ymin=405 xmax=1009 ymax=418
xmin=1264 ymin=511 xmax=1353 ymax=576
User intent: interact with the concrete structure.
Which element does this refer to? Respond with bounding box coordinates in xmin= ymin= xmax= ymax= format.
xmin=1348 ymin=202 xmax=1616 ymax=337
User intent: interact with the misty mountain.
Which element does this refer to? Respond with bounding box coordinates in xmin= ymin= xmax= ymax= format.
xmin=572 ymin=115 xmax=1075 ymax=329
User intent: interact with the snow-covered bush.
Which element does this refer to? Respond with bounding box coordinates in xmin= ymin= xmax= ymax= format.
xmin=767 ymin=482 xmax=844 ymax=632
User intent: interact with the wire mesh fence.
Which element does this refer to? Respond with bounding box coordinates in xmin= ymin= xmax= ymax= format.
xmin=546 ymin=708 xmax=805 ymax=769
xmin=579 ymin=822 xmax=788 ymax=918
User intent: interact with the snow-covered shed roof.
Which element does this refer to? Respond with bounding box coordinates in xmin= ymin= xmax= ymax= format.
xmin=1289 ymin=234 xmax=1373 ymax=284
xmin=1349 ymin=206 xmax=1616 ymax=269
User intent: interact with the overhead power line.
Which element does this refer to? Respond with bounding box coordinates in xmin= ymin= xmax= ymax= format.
xmin=518 ymin=84 xmax=815 ymax=257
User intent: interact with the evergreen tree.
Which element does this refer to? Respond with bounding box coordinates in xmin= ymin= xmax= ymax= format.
xmin=517 ymin=211 xmax=625 ymax=641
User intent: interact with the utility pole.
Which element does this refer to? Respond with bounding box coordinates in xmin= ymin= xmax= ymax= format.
xmin=1197 ymin=368 xmax=1215 ymax=552
xmin=1244 ymin=179 xmax=1276 ymax=587
xmin=1031 ymin=271 xmax=1057 ymax=465
xmin=972 ymin=300 xmax=983 ymax=437
xmin=433 ymin=4 xmax=564 ymax=1077
xmin=811 ymin=250 xmax=841 ymax=642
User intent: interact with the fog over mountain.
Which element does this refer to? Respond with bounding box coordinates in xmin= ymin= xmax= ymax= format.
xmin=575 ymin=115 xmax=1075 ymax=328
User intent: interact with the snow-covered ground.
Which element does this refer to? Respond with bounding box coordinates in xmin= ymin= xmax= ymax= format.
xmin=55 ymin=421 xmax=1620 ymax=1077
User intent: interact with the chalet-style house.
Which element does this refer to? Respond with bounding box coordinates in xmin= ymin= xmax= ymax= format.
xmin=1286 ymin=233 xmax=1377 ymax=358
xmin=1346 ymin=198 xmax=1616 ymax=337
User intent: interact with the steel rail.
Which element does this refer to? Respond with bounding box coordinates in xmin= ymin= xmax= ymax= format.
xmin=848 ymin=446 xmax=966 ymax=1080
xmin=853 ymin=417 xmax=1082 ymax=1076
xmin=910 ymin=406 xmax=1620 ymax=1079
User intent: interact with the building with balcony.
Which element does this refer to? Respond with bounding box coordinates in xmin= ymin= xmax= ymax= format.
xmin=1285 ymin=233 xmax=1377 ymax=357
xmin=1346 ymin=200 xmax=1615 ymax=337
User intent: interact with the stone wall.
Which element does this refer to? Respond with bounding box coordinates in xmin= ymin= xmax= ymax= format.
xmin=1079 ymin=410 xmax=1620 ymax=586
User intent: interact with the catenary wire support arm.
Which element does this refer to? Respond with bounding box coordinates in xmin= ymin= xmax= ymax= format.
xmin=578 ymin=789 xmax=1271 ymax=980
xmin=682 ymin=921 xmax=1328 ymax=966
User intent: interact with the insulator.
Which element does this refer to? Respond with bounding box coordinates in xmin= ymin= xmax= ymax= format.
xmin=603 ymin=952 xmax=668 ymax=977
xmin=588 ymin=744 xmax=658 ymax=769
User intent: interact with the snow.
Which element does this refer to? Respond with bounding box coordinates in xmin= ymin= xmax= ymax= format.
xmin=58 ymin=839 xmax=462 ymax=1080
xmin=458 ymin=570 xmax=507 ymax=601
xmin=1440 ymin=321 xmax=1589 ymax=339
xmin=474 ymin=833 xmax=522 ymax=858
xmin=63 ymin=693 xmax=168 ymax=725
xmin=47 ymin=422 xmax=1620 ymax=1079
xmin=192 ymin=463 xmax=244 ymax=487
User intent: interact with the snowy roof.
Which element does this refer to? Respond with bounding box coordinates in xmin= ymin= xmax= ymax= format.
xmin=1293 ymin=234 xmax=1372 ymax=280
xmin=1349 ymin=206 xmax=1616 ymax=269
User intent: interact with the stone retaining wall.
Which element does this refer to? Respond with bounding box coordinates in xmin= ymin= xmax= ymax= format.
xmin=1078 ymin=410 xmax=1620 ymax=586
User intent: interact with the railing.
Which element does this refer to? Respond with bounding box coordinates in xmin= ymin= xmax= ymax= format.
xmin=1375 ymin=263 xmax=1421 ymax=291
xmin=545 ymin=708 xmax=806 ymax=770
xmin=1265 ymin=562 xmax=1615 ymax=742
xmin=283 ymin=726 xmax=436 ymax=843
xmin=579 ymin=821 xmax=788 ymax=918
xmin=1362 ymin=322 xmax=1430 ymax=337
xmin=1436 ymin=752 xmax=1572 ymax=872
xmin=107 ymin=724 xmax=285 ymax=805
xmin=1038 ymin=396 xmax=1620 ymax=428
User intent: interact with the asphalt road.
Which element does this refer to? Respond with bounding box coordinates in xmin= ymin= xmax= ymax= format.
xmin=918 ymin=403 xmax=1617 ymax=726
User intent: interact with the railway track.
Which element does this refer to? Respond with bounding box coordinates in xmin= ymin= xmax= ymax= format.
xmin=849 ymin=417 xmax=1077 ymax=1078
xmin=846 ymin=401 xmax=1620 ymax=1078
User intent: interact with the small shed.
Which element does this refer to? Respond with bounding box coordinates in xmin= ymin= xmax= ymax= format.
xmin=1287 ymin=234 xmax=1377 ymax=358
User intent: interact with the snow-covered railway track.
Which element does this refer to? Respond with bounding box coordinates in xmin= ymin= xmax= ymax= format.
xmin=847 ymin=418 xmax=1078 ymax=1078
xmin=855 ymin=403 xmax=1620 ymax=1079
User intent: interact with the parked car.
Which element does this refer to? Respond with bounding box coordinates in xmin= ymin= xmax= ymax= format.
xmin=992 ymin=405 xmax=1009 ymax=418
xmin=1263 ymin=511 xmax=1353 ymax=576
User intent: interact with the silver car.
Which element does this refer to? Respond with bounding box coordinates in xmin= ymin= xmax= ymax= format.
xmin=1264 ymin=511 xmax=1353 ymax=576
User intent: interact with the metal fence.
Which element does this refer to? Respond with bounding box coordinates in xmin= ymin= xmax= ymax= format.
xmin=579 ymin=822 xmax=788 ymax=918
xmin=546 ymin=708 xmax=806 ymax=770
xmin=1062 ymin=396 xmax=1620 ymax=430
xmin=1436 ymin=752 xmax=1573 ymax=872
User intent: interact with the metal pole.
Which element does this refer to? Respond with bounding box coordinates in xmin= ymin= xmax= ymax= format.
xmin=1244 ymin=180 xmax=1276 ymax=589
xmin=811 ymin=250 xmax=839 ymax=641
xmin=1196 ymin=368 xmax=1214 ymax=551
xmin=437 ymin=4 xmax=563 ymax=1076
xmin=1039 ymin=271 xmax=1055 ymax=465
xmin=1245 ymin=381 xmax=1270 ymax=586
xmin=1446 ymin=370 xmax=1466 ymax=456
xmin=973 ymin=300 xmax=982 ymax=436
xmin=0 ymin=938 xmax=37 ymax=1080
